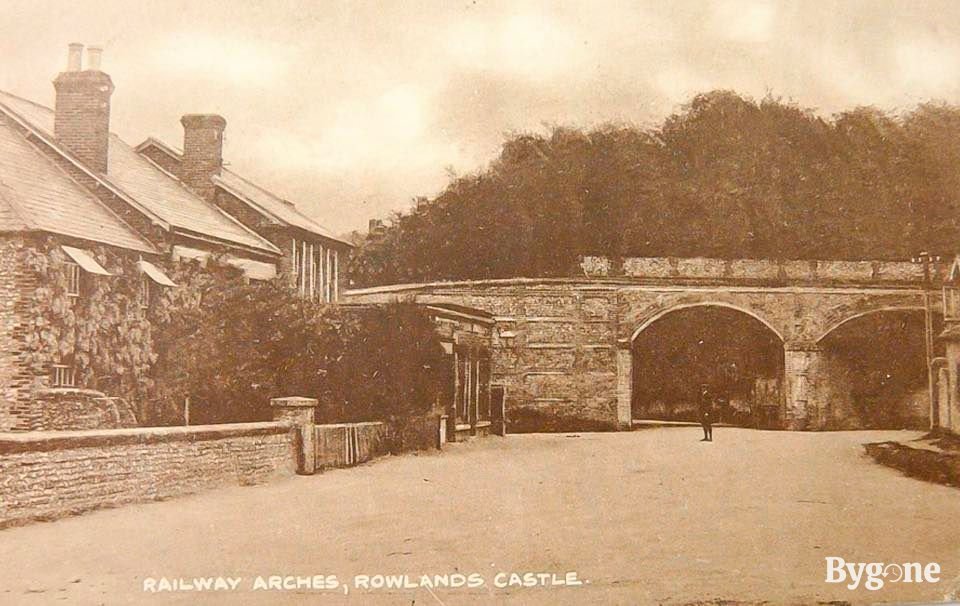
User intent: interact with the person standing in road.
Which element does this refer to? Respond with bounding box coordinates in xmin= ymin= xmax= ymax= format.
xmin=698 ymin=384 xmax=714 ymax=442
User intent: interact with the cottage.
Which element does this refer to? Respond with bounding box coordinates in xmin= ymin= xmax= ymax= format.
xmin=135 ymin=128 xmax=351 ymax=301
xmin=0 ymin=98 xmax=162 ymax=430
xmin=0 ymin=44 xmax=350 ymax=430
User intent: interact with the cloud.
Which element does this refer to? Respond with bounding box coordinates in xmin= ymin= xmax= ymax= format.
xmin=894 ymin=38 xmax=960 ymax=96
xmin=248 ymin=82 xmax=467 ymax=178
xmin=444 ymin=12 xmax=586 ymax=81
xmin=11 ymin=0 xmax=960 ymax=234
xmin=710 ymin=0 xmax=778 ymax=43
xmin=150 ymin=31 xmax=288 ymax=86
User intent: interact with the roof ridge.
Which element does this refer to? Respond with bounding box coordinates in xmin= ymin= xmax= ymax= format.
xmin=0 ymin=89 xmax=53 ymax=114
xmin=116 ymin=133 xmax=280 ymax=255
xmin=206 ymin=199 xmax=283 ymax=255
xmin=138 ymin=136 xmax=338 ymax=244
xmin=136 ymin=136 xmax=182 ymax=156
xmin=222 ymin=168 xmax=295 ymax=207
xmin=0 ymin=99 xmax=171 ymax=230
xmin=218 ymin=169 xmax=348 ymax=241
xmin=0 ymin=113 xmax=155 ymax=252
xmin=211 ymin=175 xmax=285 ymax=225
xmin=26 ymin=133 xmax=158 ymax=253
xmin=137 ymin=135 xmax=350 ymax=245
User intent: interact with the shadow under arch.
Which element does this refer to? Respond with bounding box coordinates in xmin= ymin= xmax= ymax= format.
xmin=815 ymin=306 xmax=928 ymax=344
xmin=814 ymin=307 xmax=942 ymax=429
xmin=630 ymin=303 xmax=785 ymax=427
xmin=631 ymin=301 xmax=785 ymax=344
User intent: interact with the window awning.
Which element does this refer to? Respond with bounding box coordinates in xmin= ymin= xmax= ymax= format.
xmin=138 ymin=260 xmax=177 ymax=287
xmin=172 ymin=245 xmax=211 ymax=263
xmin=61 ymin=246 xmax=111 ymax=276
xmin=225 ymin=257 xmax=277 ymax=281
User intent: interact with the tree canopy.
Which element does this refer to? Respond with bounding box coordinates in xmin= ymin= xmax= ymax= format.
xmin=348 ymin=91 xmax=960 ymax=287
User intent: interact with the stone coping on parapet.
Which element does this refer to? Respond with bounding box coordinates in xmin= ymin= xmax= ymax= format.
xmin=346 ymin=256 xmax=942 ymax=298
xmin=0 ymin=422 xmax=292 ymax=454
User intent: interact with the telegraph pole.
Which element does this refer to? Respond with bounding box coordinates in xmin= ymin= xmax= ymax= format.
xmin=914 ymin=252 xmax=938 ymax=429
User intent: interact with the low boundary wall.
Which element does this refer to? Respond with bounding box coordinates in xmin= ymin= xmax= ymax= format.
xmin=0 ymin=397 xmax=452 ymax=529
xmin=0 ymin=422 xmax=297 ymax=528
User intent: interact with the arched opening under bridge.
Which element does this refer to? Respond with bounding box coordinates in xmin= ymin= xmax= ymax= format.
xmin=631 ymin=304 xmax=785 ymax=427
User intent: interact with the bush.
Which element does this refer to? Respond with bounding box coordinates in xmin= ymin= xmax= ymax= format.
xmin=152 ymin=278 xmax=445 ymax=426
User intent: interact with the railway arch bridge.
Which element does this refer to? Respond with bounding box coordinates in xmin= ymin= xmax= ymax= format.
xmin=346 ymin=256 xmax=946 ymax=432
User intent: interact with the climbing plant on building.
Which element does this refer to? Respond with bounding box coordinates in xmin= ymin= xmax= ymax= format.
xmin=20 ymin=239 xmax=156 ymax=419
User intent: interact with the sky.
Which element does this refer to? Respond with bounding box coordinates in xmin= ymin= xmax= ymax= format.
xmin=2 ymin=0 xmax=960 ymax=235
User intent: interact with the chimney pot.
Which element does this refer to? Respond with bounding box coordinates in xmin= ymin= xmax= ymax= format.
xmin=67 ymin=43 xmax=83 ymax=72
xmin=53 ymin=44 xmax=114 ymax=173
xmin=87 ymin=46 xmax=103 ymax=71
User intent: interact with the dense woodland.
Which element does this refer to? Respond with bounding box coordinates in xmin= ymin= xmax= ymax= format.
xmin=348 ymin=91 xmax=960 ymax=287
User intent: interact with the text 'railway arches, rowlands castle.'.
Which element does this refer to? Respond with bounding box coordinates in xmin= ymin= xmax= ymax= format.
xmin=346 ymin=256 xmax=946 ymax=432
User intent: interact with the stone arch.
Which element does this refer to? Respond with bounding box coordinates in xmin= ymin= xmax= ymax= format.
xmin=628 ymin=302 xmax=787 ymax=427
xmin=813 ymin=305 xmax=939 ymax=429
xmin=631 ymin=301 xmax=786 ymax=343
xmin=815 ymin=306 xmax=927 ymax=344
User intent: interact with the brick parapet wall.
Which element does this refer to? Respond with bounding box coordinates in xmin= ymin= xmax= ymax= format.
xmin=0 ymin=422 xmax=296 ymax=528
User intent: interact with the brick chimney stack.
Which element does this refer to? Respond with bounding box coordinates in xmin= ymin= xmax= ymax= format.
xmin=180 ymin=114 xmax=226 ymax=201
xmin=53 ymin=43 xmax=114 ymax=174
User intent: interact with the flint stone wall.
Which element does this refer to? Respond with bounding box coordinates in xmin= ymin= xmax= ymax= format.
xmin=0 ymin=422 xmax=297 ymax=528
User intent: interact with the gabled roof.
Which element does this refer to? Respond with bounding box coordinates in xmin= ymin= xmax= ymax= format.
xmin=0 ymin=115 xmax=156 ymax=253
xmin=0 ymin=91 xmax=280 ymax=257
xmin=136 ymin=137 xmax=351 ymax=247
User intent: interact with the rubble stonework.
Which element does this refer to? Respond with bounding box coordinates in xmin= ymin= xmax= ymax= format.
xmin=0 ymin=422 xmax=297 ymax=528
xmin=346 ymin=256 xmax=943 ymax=431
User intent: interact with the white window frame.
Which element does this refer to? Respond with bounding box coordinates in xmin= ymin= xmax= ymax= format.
xmin=318 ymin=244 xmax=326 ymax=302
xmin=139 ymin=274 xmax=150 ymax=309
xmin=325 ymin=247 xmax=333 ymax=302
xmin=332 ymin=248 xmax=339 ymax=302
xmin=291 ymin=238 xmax=300 ymax=290
xmin=307 ymin=242 xmax=315 ymax=299
xmin=945 ymin=287 xmax=960 ymax=321
xmin=64 ymin=261 xmax=81 ymax=297
xmin=51 ymin=364 xmax=76 ymax=388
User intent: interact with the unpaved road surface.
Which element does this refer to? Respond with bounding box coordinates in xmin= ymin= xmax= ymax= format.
xmin=2 ymin=428 xmax=959 ymax=605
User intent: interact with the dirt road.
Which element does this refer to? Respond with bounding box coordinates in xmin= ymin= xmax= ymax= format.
xmin=1 ymin=427 xmax=958 ymax=605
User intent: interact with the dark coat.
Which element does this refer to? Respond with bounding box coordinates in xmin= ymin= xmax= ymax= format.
xmin=698 ymin=390 xmax=714 ymax=425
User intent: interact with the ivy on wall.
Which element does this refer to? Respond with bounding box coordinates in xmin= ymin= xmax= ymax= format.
xmin=21 ymin=241 xmax=154 ymax=402
xmin=19 ymin=237 xmax=246 ymax=424
xmin=20 ymin=239 xmax=445 ymax=429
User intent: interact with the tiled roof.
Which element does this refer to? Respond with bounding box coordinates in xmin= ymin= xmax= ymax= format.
xmin=138 ymin=137 xmax=350 ymax=247
xmin=0 ymin=91 xmax=279 ymax=256
xmin=0 ymin=116 xmax=156 ymax=252
xmin=0 ymin=196 xmax=29 ymax=231
xmin=215 ymin=171 xmax=350 ymax=246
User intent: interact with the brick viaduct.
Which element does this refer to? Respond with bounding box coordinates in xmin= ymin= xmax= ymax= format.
xmin=346 ymin=256 xmax=945 ymax=432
